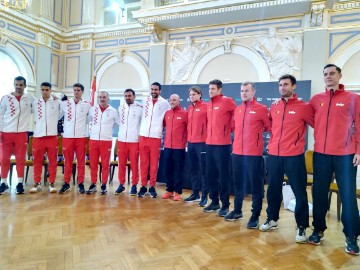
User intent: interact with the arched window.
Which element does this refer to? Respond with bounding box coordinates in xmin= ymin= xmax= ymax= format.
xmin=0 ymin=50 xmax=21 ymax=99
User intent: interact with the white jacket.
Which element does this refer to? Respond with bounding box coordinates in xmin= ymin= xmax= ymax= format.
xmin=139 ymin=96 xmax=170 ymax=138
xmin=32 ymin=97 xmax=62 ymax=137
xmin=62 ymin=99 xmax=91 ymax=138
xmin=0 ymin=93 xmax=34 ymax=133
xmin=118 ymin=101 xmax=143 ymax=143
xmin=89 ymin=105 xmax=118 ymax=141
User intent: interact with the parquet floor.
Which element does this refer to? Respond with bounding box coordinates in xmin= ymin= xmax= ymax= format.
xmin=0 ymin=168 xmax=359 ymax=270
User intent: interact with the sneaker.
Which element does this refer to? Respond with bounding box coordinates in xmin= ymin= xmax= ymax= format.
xmin=29 ymin=183 xmax=41 ymax=193
xmin=247 ymin=216 xmax=259 ymax=229
xmin=149 ymin=186 xmax=157 ymax=198
xmin=86 ymin=183 xmax=97 ymax=194
xmin=184 ymin=193 xmax=200 ymax=203
xmin=100 ymin=184 xmax=107 ymax=195
xmin=115 ymin=184 xmax=125 ymax=195
xmin=162 ymin=191 xmax=174 ymax=199
xmin=59 ymin=183 xmax=70 ymax=194
xmin=345 ymin=236 xmax=360 ymax=255
xmin=259 ymin=218 xmax=278 ymax=231
xmin=308 ymin=231 xmax=324 ymax=245
xmin=224 ymin=211 xmax=243 ymax=221
xmin=173 ymin=192 xmax=181 ymax=201
xmin=199 ymin=195 xmax=208 ymax=207
xmin=0 ymin=183 xmax=9 ymax=195
xmin=203 ymin=202 xmax=220 ymax=213
xmin=16 ymin=183 xmax=25 ymax=194
xmin=295 ymin=226 xmax=307 ymax=243
xmin=130 ymin=185 xmax=137 ymax=196
xmin=78 ymin=183 xmax=85 ymax=194
xmin=137 ymin=186 xmax=147 ymax=197
xmin=48 ymin=183 xmax=57 ymax=193
xmin=218 ymin=206 xmax=229 ymax=217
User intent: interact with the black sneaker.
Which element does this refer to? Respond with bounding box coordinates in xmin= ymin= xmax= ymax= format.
xmin=78 ymin=183 xmax=85 ymax=194
xmin=115 ymin=184 xmax=125 ymax=195
xmin=149 ymin=186 xmax=157 ymax=198
xmin=345 ymin=236 xmax=359 ymax=255
xmin=137 ymin=186 xmax=147 ymax=197
xmin=59 ymin=183 xmax=70 ymax=194
xmin=308 ymin=230 xmax=324 ymax=245
xmin=0 ymin=183 xmax=9 ymax=195
xmin=184 ymin=193 xmax=201 ymax=203
xmin=218 ymin=206 xmax=229 ymax=217
xmin=199 ymin=195 xmax=208 ymax=207
xmin=203 ymin=202 xmax=220 ymax=213
xmin=247 ymin=216 xmax=259 ymax=229
xmin=86 ymin=183 xmax=97 ymax=194
xmin=100 ymin=184 xmax=107 ymax=195
xmin=16 ymin=183 xmax=25 ymax=194
xmin=224 ymin=210 xmax=243 ymax=221
xmin=130 ymin=185 xmax=137 ymax=196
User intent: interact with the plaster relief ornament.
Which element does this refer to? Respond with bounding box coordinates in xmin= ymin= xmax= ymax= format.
xmin=0 ymin=34 xmax=9 ymax=47
xmin=168 ymin=36 xmax=208 ymax=84
xmin=252 ymin=27 xmax=302 ymax=80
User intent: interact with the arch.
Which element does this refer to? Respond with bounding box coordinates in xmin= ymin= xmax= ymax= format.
xmin=95 ymin=54 xmax=149 ymax=90
xmin=0 ymin=40 xmax=36 ymax=88
xmin=190 ymin=44 xmax=270 ymax=84
xmin=331 ymin=39 xmax=360 ymax=68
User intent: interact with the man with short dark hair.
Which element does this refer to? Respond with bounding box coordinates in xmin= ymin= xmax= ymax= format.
xmin=0 ymin=76 xmax=34 ymax=195
xmin=138 ymin=82 xmax=170 ymax=198
xmin=308 ymin=64 xmax=360 ymax=255
xmin=30 ymin=82 xmax=62 ymax=193
xmin=116 ymin=89 xmax=142 ymax=195
xmin=259 ymin=74 xmax=314 ymax=244
xmin=59 ymin=83 xmax=91 ymax=194
xmin=203 ymin=79 xmax=236 ymax=217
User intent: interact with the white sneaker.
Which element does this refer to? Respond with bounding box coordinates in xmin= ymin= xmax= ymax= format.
xmin=295 ymin=227 xmax=307 ymax=243
xmin=259 ymin=218 xmax=278 ymax=231
xmin=29 ymin=184 xmax=41 ymax=193
xmin=48 ymin=184 xmax=57 ymax=193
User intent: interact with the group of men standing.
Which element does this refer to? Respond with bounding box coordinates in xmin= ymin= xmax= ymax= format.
xmin=0 ymin=63 xmax=359 ymax=256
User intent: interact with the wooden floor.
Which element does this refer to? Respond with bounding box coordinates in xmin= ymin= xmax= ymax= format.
xmin=0 ymin=169 xmax=359 ymax=270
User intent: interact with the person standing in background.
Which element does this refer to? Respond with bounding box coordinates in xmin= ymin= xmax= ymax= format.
xmin=184 ymin=86 xmax=208 ymax=207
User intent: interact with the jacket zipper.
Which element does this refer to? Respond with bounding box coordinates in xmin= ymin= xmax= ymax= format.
xmin=278 ymin=101 xmax=287 ymax=155
xmin=171 ymin=111 xmax=175 ymax=148
xmin=148 ymin=100 xmax=154 ymax=137
xmin=241 ymin=104 xmax=247 ymax=154
xmin=323 ymin=91 xmax=334 ymax=153
xmin=99 ymin=108 xmax=103 ymax=140
xmin=16 ymin=96 xmax=22 ymax=132
xmin=125 ymin=105 xmax=130 ymax=141
xmin=45 ymin=101 xmax=48 ymax=135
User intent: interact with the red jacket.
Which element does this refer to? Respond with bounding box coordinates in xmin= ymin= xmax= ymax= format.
xmin=310 ymin=84 xmax=360 ymax=155
xmin=268 ymin=94 xmax=314 ymax=156
xmin=164 ymin=106 xmax=188 ymax=149
xmin=206 ymin=94 xmax=236 ymax=145
xmin=187 ymin=100 xmax=207 ymax=143
xmin=233 ymin=98 xmax=271 ymax=156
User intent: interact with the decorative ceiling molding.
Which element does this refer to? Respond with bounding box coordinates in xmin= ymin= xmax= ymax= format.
xmin=333 ymin=1 xmax=360 ymax=11
xmin=133 ymin=0 xmax=311 ymax=25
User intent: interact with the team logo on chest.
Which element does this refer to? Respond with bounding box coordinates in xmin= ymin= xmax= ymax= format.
xmin=249 ymin=111 xmax=256 ymax=114
xmin=288 ymin=111 xmax=296 ymax=114
xmin=336 ymin=103 xmax=344 ymax=107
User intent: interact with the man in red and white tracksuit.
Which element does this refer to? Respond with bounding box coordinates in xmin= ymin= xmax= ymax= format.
xmin=138 ymin=82 xmax=170 ymax=198
xmin=0 ymin=76 xmax=34 ymax=195
xmin=161 ymin=94 xmax=187 ymax=201
xmin=59 ymin=83 xmax=91 ymax=194
xmin=259 ymin=75 xmax=314 ymax=244
xmin=30 ymin=82 xmax=62 ymax=194
xmin=203 ymin=79 xmax=236 ymax=217
xmin=229 ymin=82 xmax=271 ymax=227
xmin=185 ymin=86 xmax=208 ymax=207
xmin=116 ymin=89 xmax=142 ymax=196
xmin=308 ymin=64 xmax=360 ymax=255
xmin=86 ymin=91 xmax=118 ymax=195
